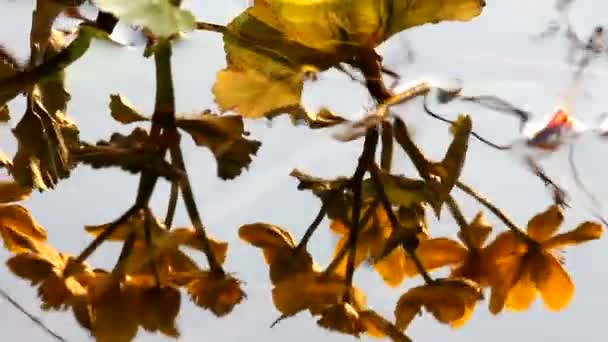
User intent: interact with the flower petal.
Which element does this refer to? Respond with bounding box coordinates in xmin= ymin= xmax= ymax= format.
xmin=526 ymin=205 xmax=563 ymax=242
xmin=542 ymin=222 xmax=603 ymax=249
xmin=488 ymin=253 xmax=523 ymax=314
xmin=504 ymin=261 xmax=537 ymax=312
xmin=459 ymin=212 xmax=492 ymax=248
xmin=533 ymin=253 xmax=574 ymax=311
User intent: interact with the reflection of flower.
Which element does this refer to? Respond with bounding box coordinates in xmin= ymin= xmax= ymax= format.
xmin=395 ymin=278 xmax=483 ymax=330
xmin=488 ymin=205 xmax=603 ymax=314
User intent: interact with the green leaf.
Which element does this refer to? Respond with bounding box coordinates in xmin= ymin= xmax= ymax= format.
xmin=109 ymin=94 xmax=148 ymax=124
xmin=11 ymin=94 xmax=80 ymax=191
xmin=176 ymin=111 xmax=261 ymax=180
xmin=92 ymin=0 xmax=196 ymax=37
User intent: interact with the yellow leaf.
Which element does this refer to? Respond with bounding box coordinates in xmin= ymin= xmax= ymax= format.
xmin=359 ymin=310 xmax=412 ymax=342
xmin=542 ymin=222 xmax=603 ymax=249
xmin=373 ymin=247 xmax=406 ymax=287
xmin=395 ymin=278 xmax=482 ymax=329
xmin=437 ymin=114 xmax=472 ymax=197
xmin=213 ymin=67 xmax=303 ymax=118
xmin=272 ymin=272 xmax=364 ymax=316
xmin=109 ymin=94 xmax=148 ymax=124
xmin=0 ymin=204 xmax=47 ymax=253
xmin=239 ymin=223 xmax=296 ymax=264
xmin=527 ymin=205 xmax=563 ymax=242
xmin=0 ymin=181 xmax=32 ymax=203
xmin=405 ymin=238 xmax=467 ymax=276
xmin=331 ymin=234 xmax=369 ymax=277
xmin=187 ymin=272 xmax=245 ymax=317
xmin=532 ymin=252 xmax=574 ymax=311
xmin=383 ymin=0 xmax=486 ymax=42
xmin=137 ymin=286 xmax=181 ymax=337
xmin=317 ymin=303 xmax=364 ymax=337
xmin=88 ymin=276 xmax=139 ymax=342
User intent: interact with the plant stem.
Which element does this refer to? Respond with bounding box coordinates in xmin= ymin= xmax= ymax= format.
xmin=73 ymin=205 xmax=141 ymax=266
xmin=152 ymin=39 xmax=176 ymax=130
xmin=296 ymin=202 xmax=327 ymax=251
xmin=456 ymin=181 xmax=528 ymax=239
xmin=195 ymin=22 xmax=227 ymax=34
xmin=367 ymin=163 xmax=433 ymax=284
xmin=343 ymin=128 xmax=379 ymax=301
xmin=380 ymin=121 xmax=393 ymax=171
xmin=143 ymin=207 xmax=161 ymax=286
xmin=446 ymin=195 xmax=474 ymax=250
xmin=164 ymin=180 xmax=179 ymax=228
xmin=0 ymin=287 xmax=65 ymax=342
xmin=112 ymin=231 xmax=136 ymax=275
xmin=393 ymin=116 xmax=432 ymax=180
xmin=170 ymin=144 xmax=223 ymax=275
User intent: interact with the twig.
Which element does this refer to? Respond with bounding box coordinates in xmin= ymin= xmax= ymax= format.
xmin=73 ymin=205 xmax=141 ymax=265
xmin=367 ymin=163 xmax=433 ymax=284
xmin=343 ymin=128 xmax=379 ymax=301
xmin=422 ymin=97 xmax=511 ymax=151
xmin=112 ymin=231 xmax=136 ymax=275
xmin=446 ymin=195 xmax=474 ymax=250
xmin=195 ymin=22 xmax=227 ymax=34
xmin=380 ymin=121 xmax=393 ymax=171
xmin=296 ymin=202 xmax=327 ymax=251
xmin=164 ymin=181 xmax=179 ymax=228
xmin=455 ymin=181 xmax=528 ymax=239
xmin=143 ymin=207 xmax=161 ymax=286
xmin=567 ymin=143 xmax=608 ymax=226
xmin=170 ymin=143 xmax=223 ymax=275
xmin=0 ymin=287 xmax=66 ymax=341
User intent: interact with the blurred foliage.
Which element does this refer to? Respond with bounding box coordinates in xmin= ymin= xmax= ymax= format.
xmin=0 ymin=0 xmax=604 ymax=341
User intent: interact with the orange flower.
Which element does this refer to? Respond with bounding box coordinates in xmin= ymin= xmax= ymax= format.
xmin=487 ymin=205 xmax=602 ymax=314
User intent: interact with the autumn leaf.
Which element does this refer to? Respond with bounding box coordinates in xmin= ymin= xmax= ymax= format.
xmin=0 ymin=25 xmax=98 ymax=106
xmin=359 ymin=310 xmax=412 ymax=342
xmin=74 ymin=128 xmax=180 ymax=181
xmin=0 ymin=204 xmax=47 ymax=253
xmin=185 ymin=271 xmax=246 ymax=317
xmin=92 ymin=0 xmax=196 ymax=37
xmin=0 ymin=104 xmax=9 ymax=121
xmin=213 ymin=67 xmax=307 ymax=119
xmin=239 ymin=223 xmax=316 ymax=284
xmin=291 ymin=106 xmax=348 ymax=129
xmin=0 ymin=181 xmax=32 ymax=203
xmin=395 ymin=278 xmax=483 ymax=330
xmin=272 ymin=272 xmax=365 ymax=318
xmin=176 ymin=111 xmax=261 ymax=179
xmin=109 ymin=94 xmax=148 ymax=124
xmin=11 ymin=94 xmax=80 ymax=191
xmin=136 ymin=285 xmax=181 ymax=337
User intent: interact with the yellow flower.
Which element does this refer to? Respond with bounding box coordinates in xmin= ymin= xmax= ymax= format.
xmin=450 ymin=212 xmax=494 ymax=286
xmin=487 ymin=205 xmax=602 ymax=314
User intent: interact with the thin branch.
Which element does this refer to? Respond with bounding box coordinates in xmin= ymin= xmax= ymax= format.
xmin=455 ymin=181 xmax=528 ymax=239
xmin=164 ymin=181 xmax=179 ymax=228
xmin=143 ymin=207 xmax=161 ymax=286
xmin=380 ymin=121 xmax=393 ymax=171
xmin=343 ymin=128 xmax=379 ymax=301
xmin=0 ymin=287 xmax=66 ymax=342
xmin=446 ymin=195 xmax=474 ymax=250
xmin=567 ymin=143 xmax=608 ymax=226
xmin=422 ymin=95 xmax=511 ymax=150
xmin=170 ymin=143 xmax=223 ymax=275
xmin=296 ymin=202 xmax=327 ymax=251
xmin=367 ymin=163 xmax=433 ymax=284
xmin=195 ymin=21 xmax=227 ymax=34
xmin=112 ymin=231 xmax=136 ymax=275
